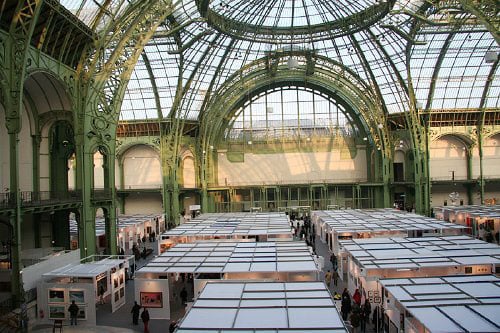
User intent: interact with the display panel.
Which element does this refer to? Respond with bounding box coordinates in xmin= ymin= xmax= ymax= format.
xmin=48 ymin=305 xmax=66 ymax=319
xmin=48 ymin=289 xmax=65 ymax=303
xmin=69 ymin=290 xmax=85 ymax=304
xmin=140 ymin=292 xmax=163 ymax=308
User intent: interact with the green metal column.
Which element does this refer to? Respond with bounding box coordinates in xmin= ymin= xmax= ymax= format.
xmin=105 ymin=207 xmax=117 ymax=255
xmin=477 ymin=129 xmax=485 ymax=204
xmin=77 ymin=147 xmax=97 ymax=258
xmin=465 ymin=147 xmax=474 ymax=205
xmin=9 ymin=132 xmax=22 ymax=305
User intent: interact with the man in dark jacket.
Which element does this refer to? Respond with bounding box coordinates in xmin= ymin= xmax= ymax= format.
xmin=141 ymin=308 xmax=150 ymax=333
xmin=68 ymin=301 xmax=79 ymax=326
xmin=131 ymin=301 xmax=141 ymax=325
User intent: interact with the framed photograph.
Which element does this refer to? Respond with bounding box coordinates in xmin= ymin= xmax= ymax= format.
xmin=374 ymin=296 xmax=381 ymax=304
xmin=69 ymin=290 xmax=85 ymax=304
xmin=119 ymin=288 xmax=124 ymax=298
xmin=114 ymin=291 xmax=119 ymax=302
xmin=113 ymin=278 xmax=119 ymax=288
xmin=48 ymin=305 xmax=66 ymax=319
xmin=48 ymin=289 xmax=65 ymax=303
xmin=119 ymin=274 xmax=124 ymax=286
xmin=140 ymin=291 xmax=163 ymax=308
xmin=368 ymin=290 xmax=374 ymax=297
xmin=77 ymin=308 xmax=86 ymax=320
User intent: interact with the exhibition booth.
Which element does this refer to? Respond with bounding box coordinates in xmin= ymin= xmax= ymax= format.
xmin=311 ymin=208 xmax=465 ymax=256
xmin=158 ymin=212 xmax=293 ymax=253
xmin=37 ymin=255 xmax=132 ymax=326
xmin=433 ymin=205 xmax=500 ymax=241
xmin=134 ymin=241 xmax=319 ymax=320
xmin=340 ymin=236 xmax=500 ymax=304
xmin=379 ymin=275 xmax=500 ymax=333
xmin=175 ymin=281 xmax=348 ymax=332
xmin=70 ymin=214 xmax=165 ymax=252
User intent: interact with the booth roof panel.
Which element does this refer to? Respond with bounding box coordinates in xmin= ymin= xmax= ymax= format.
xmin=342 ymin=236 xmax=500 ymax=270
xmin=409 ymin=307 xmax=466 ymax=332
xmin=181 ymin=308 xmax=238 ymax=328
xmin=43 ymin=261 xmax=121 ymax=278
xmin=234 ymin=308 xmax=288 ymax=328
xmin=454 ymin=282 xmax=500 ymax=298
xmin=178 ymin=281 xmax=347 ymax=332
xmin=288 ymin=308 xmax=345 ymax=328
xmin=380 ymin=275 xmax=500 ymax=332
xmin=440 ymin=306 xmax=500 ymax=332
xmin=469 ymin=305 xmax=500 ymax=327
xmin=138 ymin=241 xmax=318 ymax=275
xmin=404 ymin=284 xmax=459 ymax=295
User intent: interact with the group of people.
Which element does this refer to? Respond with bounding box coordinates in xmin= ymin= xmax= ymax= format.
xmin=340 ymin=288 xmax=373 ymax=333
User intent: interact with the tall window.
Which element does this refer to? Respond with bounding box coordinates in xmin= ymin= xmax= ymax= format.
xmin=225 ymin=86 xmax=358 ymax=141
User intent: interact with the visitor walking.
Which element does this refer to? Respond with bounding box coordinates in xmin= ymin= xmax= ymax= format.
xmin=68 ymin=300 xmax=79 ymax=326
xmin=341 ymin=288 xmax=351 ymax=321
xmin=131 ymin=301 xmax=141 ymax=325
xmin=324 ymin=270 xmax=332 ymax=288
xmin=141 ymin=308 xmax=150 ymax=333
xmin=360 ymin=299 xmax=371 ymax=333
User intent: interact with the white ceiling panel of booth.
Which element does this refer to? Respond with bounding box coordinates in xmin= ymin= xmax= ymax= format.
xmin=177 ymin=281 xmax=347 ymax=332
xmin=312 ymin=208 xmax=465 ymax=235
xmin=137 ymin=241 xmax=318 ymax=275
xmin=341 ymin=236 xmax=500 ymax=270
xmin=380 ymin=275 xmax=500 ymax=333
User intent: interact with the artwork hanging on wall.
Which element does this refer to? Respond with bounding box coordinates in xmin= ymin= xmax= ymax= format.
xmin=48 ymin=289 xmax=65 ymax=303
xmin=48 ymin=305 xmax=66 ymax=319
xmin=69 ymin=290 xmax=85 ymax=304
xmin=77 ymin=308 xmax=86 ymax=320
xmin=140 ymin=292 xmax=163 ymax=308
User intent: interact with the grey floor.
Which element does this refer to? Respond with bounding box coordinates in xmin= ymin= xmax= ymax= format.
xmin=32 ymin=233 xmax=380 ymax=333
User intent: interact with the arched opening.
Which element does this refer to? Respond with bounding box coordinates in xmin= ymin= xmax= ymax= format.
xmin=429 ymin=135 xmax=469 ymax=207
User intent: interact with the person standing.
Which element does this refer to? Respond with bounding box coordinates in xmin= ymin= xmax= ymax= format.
xmin=360 ymin=299 xmax=371 ymax=333
xmin=131 ymin=301 xmax=141 ymax=325
xmin=141 ymin=308 xmax=150 ymax=333
xmin=352 ymin=288 xmax=361 ymax=306
xmin=68 ymin=300 xmax=79 ymax=326
xmin=324 ymin=270 xmax=332 ymax=288
xmin=180 ymin=286 xmax=188 ymax=305
xmin=99 ymin=285 xmax=105 ymax=304
xmin=341 ymin=288 xmax=351 ymax=321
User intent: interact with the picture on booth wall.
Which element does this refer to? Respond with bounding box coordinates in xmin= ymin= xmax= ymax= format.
xmin=48 ymin=289 xmax=65 ymax=303
xmin=120 ymin=288 xmax=124 ymax=298
xmin=119 ymin=274 xmax=124 ymax=285
xmin=140 ymin=292 xmax=163 ymax=308
xmin=113 ymin=278 xmax=119 ymax=289
xmin=114 ymin=291 xmax=119 ymax=302
xmin=77 ymin=308 xmax=86 ymax=320
xmin=48 ymin=305 xmax=66 ymax=319
xmin=69 ymin=290 xmax=85 ymax=304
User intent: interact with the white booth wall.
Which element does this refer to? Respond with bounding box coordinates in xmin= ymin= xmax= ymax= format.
xmin=37 ymin=282 xmax=96 ymax=326
xmin=134 ymin=278 xmax=170 ymax=320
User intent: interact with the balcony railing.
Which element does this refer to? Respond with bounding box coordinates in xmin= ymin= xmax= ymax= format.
xmin=0 ymin=191 xmax=82 ymax=209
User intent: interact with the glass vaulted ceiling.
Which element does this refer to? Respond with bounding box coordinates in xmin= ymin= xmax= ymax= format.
xmin=118 ymin=0 xmax=499 ymax=121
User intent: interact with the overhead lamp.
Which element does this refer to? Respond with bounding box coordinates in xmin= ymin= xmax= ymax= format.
xmin=247 ymin=141 xmax=252 ymax=145
xmin=287 ymin=57 xmax=299 ymax=69
xmin=377 ymin=123 xmax=384 ymax=129
xmin=363 ymin=137 xmax=368 ymax=141
xmin=485 ymin=51 xmax=498 ymax=63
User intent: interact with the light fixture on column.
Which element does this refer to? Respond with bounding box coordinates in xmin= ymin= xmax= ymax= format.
xmin=287 ymin=57 xmax=299 ymax=69
xmin=485 ymin=51 xmax=498 ymax=63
